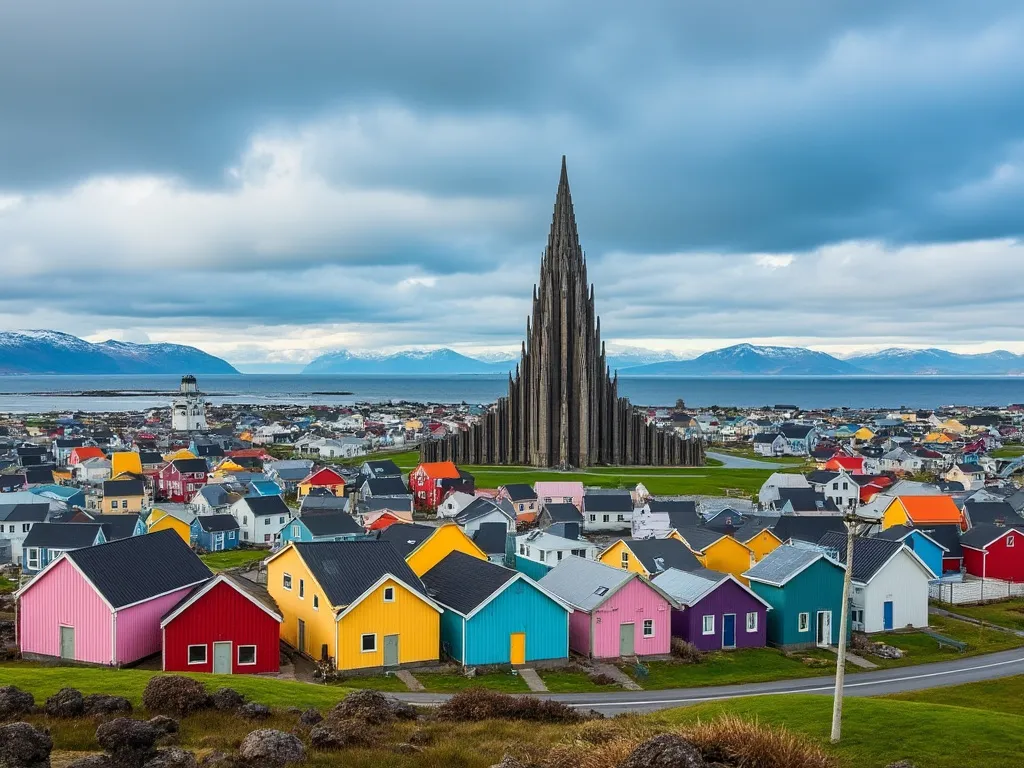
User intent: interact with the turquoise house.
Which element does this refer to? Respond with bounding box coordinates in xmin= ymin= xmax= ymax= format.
xmin=744 ymin=545 xmax=847 ymax=649
xmin=874 ymin=525 xmax=945 ymax=578
xmin=276 ymin=513 xmax=366 ymax=544
xmin=31 ymin=484 xmax=86 ymax=510
xmin=421 ymin=551 xmax=572 ymax=666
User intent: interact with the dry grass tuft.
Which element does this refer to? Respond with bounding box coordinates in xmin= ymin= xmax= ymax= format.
xmin=684 ymin=714 xmax=837 ymax=768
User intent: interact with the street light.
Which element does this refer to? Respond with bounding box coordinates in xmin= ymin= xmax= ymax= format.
xmin=830 ymin=508 xmax=876 ymax=743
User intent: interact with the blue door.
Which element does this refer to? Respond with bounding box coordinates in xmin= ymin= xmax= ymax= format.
xmin=883 ymin=601 xmax=894 ymax=631
xmin=722 ymin=614 xmax=736 ymax=649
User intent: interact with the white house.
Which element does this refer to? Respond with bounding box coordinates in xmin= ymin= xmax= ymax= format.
xmin=314 ymin=437 xmax=367 ymax=459
xmin=945 ymin=463 xmax=986 ymax=491
xmin=758 ymin=472 xmax=811 ymax=506
xmin=436 ymin=490 xmax=476 ymax=519
xmin=879 ymin=448 xmax=924 ymax=474
xmin=250 ymin=423 xmax=294 ymax=446
xmin=581 ymin=490 xmax=635 ymax=533
xmin=818 ymin=533 xmax=932 ymax=633
xmin=631 ymin=499 xmax=701 ymax=539
xmin=752 ymin=433 xmax=787 ymax=457
xmin=230 ymin=495 xmax=292 ymax=546
xmin=515 ymin=530 xmax=599 ymax=571
xmin=808 ymin=469 xmax=861 ymax=509
xmin=0 ymin=501 xmax=50 ymax=565
xmin=454 ymin=497 xmax=516 ymax=535
xmin=74 ymin=457 xmax=112 ymax=485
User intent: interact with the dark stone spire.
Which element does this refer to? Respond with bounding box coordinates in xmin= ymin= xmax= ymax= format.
xmin=421 ymin=158 xmax=703 ymax=469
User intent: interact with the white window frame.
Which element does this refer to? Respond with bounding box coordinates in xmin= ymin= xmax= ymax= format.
xmin=313 ymin=594 xmax=319 ymax=611
xmin=361 ymin=633 xmax=377 ymax=653
xmin=188 ymin=644 xmax=207 ymax=665
xmin=383 ymin=586 xmax=395 ymax=603
xmin=282 ymin=573 xmax=292 ymax=591
xmin=26 ymin=548 xmax=40 ymax=570
xmin=237 ymin=645 xmax=257 ymax=666
xmin=620 ymin=551 xmax=629 ymax=568
xmin=702 ymin=615 xmax=715 ymax=635
xmin=1009 ymin=535 xmax=1016 ymax=548
xmin=746 ymin=612 xmax=758 ymax=632
xmin=643 ymin=619 xmax=654 ymax=637
xmin=798 ymin=612 xmax=810 ymax=632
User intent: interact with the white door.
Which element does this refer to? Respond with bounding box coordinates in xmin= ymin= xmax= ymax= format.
xmin=213 ymin=641 xmax=233 ymax=674
xmin=816 ymin=611 xmax=832 ymax=648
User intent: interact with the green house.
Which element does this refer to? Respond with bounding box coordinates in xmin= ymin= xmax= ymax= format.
xmin=744 ymin=544 xmax=847 ymax=649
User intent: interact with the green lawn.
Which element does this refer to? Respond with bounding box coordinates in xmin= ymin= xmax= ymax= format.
xmin=938 ymin=599 xmax=1024 ymax=632
xmin=624 ymin=647 xmax=837 ymax=689
xmin=539 ymin=670 xmax=620 ymax=693
xmin=865 ymin=614 xmax=1024 ymax=668
xmin=199 ymin=549 xmax=269 ymax=572
xmin=335 ymin=673 xmax=412 ymax=692
xmin=0 ymin=575 xmax=16 ymax=594
xmin=661 ymin=693 xmax=1024 ymax=768
xmin=889 ymin=674 xmax=1024 ymax=716
xmin=991 ymin=446 xmax=1024 ymax=459
xmin=711 ymin=446 xmax=810 ymax=466
xmin=416 ymin=671 xmax=531 ymax=693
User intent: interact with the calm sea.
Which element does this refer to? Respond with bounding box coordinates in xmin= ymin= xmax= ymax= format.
xmin=0 ymin=374 xmax=1021 ymax=413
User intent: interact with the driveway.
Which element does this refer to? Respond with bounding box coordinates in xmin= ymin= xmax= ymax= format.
xmin=706 ymin=451 xmax=786 ymax=469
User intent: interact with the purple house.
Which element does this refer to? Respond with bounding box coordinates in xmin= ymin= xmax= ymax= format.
xmin=652 ymin=568 xmax=770 ymax=651
xmin=17 ymin=530 xmax=212 ymax=666
xmin=539 ymin=556 xmax=677 ymax=658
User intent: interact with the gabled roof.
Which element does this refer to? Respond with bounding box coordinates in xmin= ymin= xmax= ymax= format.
xmin=777 ymin=488 xmax=839 ymax=513
xmin=960 ymin=523 xmax=1024 ymax=551
xmin=195 ymin=483 xmax=232 ymax=506
xmin=362 ymin=477 xmax=409 ymax=496
xmin=421 ymin=551 xmax=518 ymax=615
xmin=614 ymin=537 xmax=703 ymax=575
xmin=541 ymin=502 xmax=583 ymax=524
xmin=23 ymin=522 xmax=104 ymax=549
xmin=818 ymin=532 xmax=926 ymax=583
xmin=672 ymin=526 xmax=734 ymax=553
xmin=103 ymin=478 xmax=145 ymax=497
xmin=300 ymin=512 xmax=363 ymax=537
xmin=195 ymin=514 xmax=240 ymax=532
xmin=361 ymin=459 xmax=402 ymax=477
xmin=413 ymin=461 xmax=460 ymax=479
xmin=374 ymin=523 xmax=436 ymax=558
xmin=893 ymin=495 xmax=963 ymax=525
xmin=780 ymin=423 xmax=815 ymax=439
xmin=170 ymin=458 xmax=209 ymax=474
xmin=744 ymin=544 xmax=843 ymax=587
xmin=538 ymin=556 xmax=638 ymax=611
xmin=301 ymin=467 xmax=347 ymax=486
xmin=300 ymin=494 xmax=348 ymax=513
xmin=964 ymin=500 xmax=1018 ymax=528
xmin=0 ymin=502 xmax=50 ymax=522
xmin=238 ymin=495 xmax=290 ymax=517
xmin=87 ymin=514 xmax=144 ymax=541
xmin=20 ymin=529 xmax=212 ymax=609
xmin=287 ymin=540 xmax=430 ymax=608
xmin=753 ymin=432 xmax=784 ymax=444
xmin=501 ymin=483 xmax=537 ymax=502
xmin=653 ymin=567 xmax=774 ymax=610
xmin=472 ymin=522 xmax=509 ymax=556
xmin=732 ymin=517 xmax=781 ymax=544
xmin=70 ymin=446 xmax=105 ymax=461
xmin=648 ymin=499 xmax=701 ymax=530
xmin=455 ymin=497 xmax=513 ymax=525
xmin=874 ymin=524 xmax=948 ymax=552
xmin=583 ymin=492 xmax=634 ymax=513
xmin=358 ymin=495 xmax=414 ymax=514
xmin=161 ymin=573 xmax=281 ymax=628
xmin=769 ymin=514 xmax=846 ymax=544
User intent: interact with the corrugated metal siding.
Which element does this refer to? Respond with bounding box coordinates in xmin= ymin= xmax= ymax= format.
xmin=163 ymin=580 xmax=280 ymax=673
xmin=439 ymin=609 xmax=465 ymax=663
xmin=514 ymin=556 xmax=551 ymax=581
xmin=751 ymin=558 xmax=844 ymax=647
xmin=682 ymin=579 xmax=767 ymax=651
xmin=591 ymin=577 xmax=671 ymax=658
xmin=905 ymin=532 xmax=943 ymax=578
xmin=19 ymin=558 xmax=113 ymax=664
xmin=568 ymin=609 xmax=592 ymax=655
xmin=464 ymin=579 xmax=568 ymax=666
xmin=267 ymin=548 xmax=337 ymax=660
xmin=116 ymin=587 xmax=195 ymax=664
xmin=336 ymin=578 xmax=439 ymax=670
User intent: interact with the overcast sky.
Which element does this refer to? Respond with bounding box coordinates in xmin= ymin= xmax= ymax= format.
xmin=3 ymin=1 xmax=1024 ymax=369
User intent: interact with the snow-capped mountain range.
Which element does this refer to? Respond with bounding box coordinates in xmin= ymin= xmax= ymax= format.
xmin=0 ymin=330 xmax=238 ymax=374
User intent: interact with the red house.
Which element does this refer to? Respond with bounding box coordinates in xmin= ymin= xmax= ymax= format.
xmin=825 ymin=455 xmax=865 ymax=474
xmin=408 ymin=461 xmax=470 ymax=510
xmin=961 ymin=524 xmax=1024 ymax=582
xmin=160 ymin=573 xmax=282 ymax=674
xmin=157 ymin=458 xmax=209 ymax=503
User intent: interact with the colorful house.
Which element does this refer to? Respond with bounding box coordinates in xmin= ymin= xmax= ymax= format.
xmin=961 ymin=524 xmax=1024 ymax=582
xmin=160 ymin=573 xmax=282 ymax=674
xmin=157 ymin=458 xmax=209 ymax=504
xmin=422 ymin=551 xmax=571 ymax=666
xmin=111 ymin=451 xmax=144 ymax=478
xmin=534 ymin=481 xmax=585 ymax=511
xmin=191 ymin=514 xmax=241 ymax=552
xmin=873 ymin=525 xmax=946 ymax=578
xmin=539 ymin=556 xmax=676 ymax=659
xmin=266 ymin=540 xmax=441 ymax=670
xmin=881 ymin=495 xmax=965 ymax=531
xmin=69 ymin=446 xmax=105 ymax=466
xmin=147 ymin=505 xmax=195 ymax=544
xmin=916 ymin=523 xmax=965 ymax=574
xmin=669 ymin=527 xmax=754 ymax=583
xmin=733 ymin=519 xmax=784 ymax=562
xmin=375 ymin=522 xmax=487 ymax=576
xmin=408 ymin=461 xmax=462 ymax=510
xmin=497 ymin=483 xmax=539 ymax=523
xmin=296 ymin=467 xmax=347 ymax=500
xmin=598 ymin=537 xmax=703 ymax=578
xmin=277 ymin=513 xmax=365 ymax=544
xmin=102 ymin=477 xmax=147 ymax=514
xmin=652 ymin=568 xmax=771 ymax=651
xmin=744 ymin=545 xmax=846 ymax=649
xmin=21 ymin=522 xmax=107 ymax=575
xmin=17 ymin=530 xmax=212 ymax=666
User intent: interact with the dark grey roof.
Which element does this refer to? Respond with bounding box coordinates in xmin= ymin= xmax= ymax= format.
xmin=874 ymin=524 xmax=915 ymax=543
xmin=23 ymin=522 xmax=104 ymax=549
xmin=362 ymin=459 xmax=402 ymax=478
xmin=375 ymin=523 xmax=435 ymax=557
xmin=455 ymin=497 xmax=512 ymax=524
xmin=472 ymin=522 xmax=508 ymax=555
xmin=362 ymin=477 xmax=409 ymax=496
xmin=818 ymin=532 xmax=907 ymax=582
xmin=171 ymin=458 xmax=209 ymax=474
xmin=807 ymin=471 xmax=840 ymax=485
xmin=87 ymin=514 xmax=143 ymax=541
xmin=733 ymin=517 xmax=776 ymax=543
xmin=770 ymin=514 xmax=846 ymax=544
xmin=541 ymin=502 xmax=583 ymax=524
xmin=960 ymin=523 xmax=1024 ymax=550
xmin=301 ymin=512 xmax=363 ymax=537
xmin=913 ymin=523 xmax=963 ymax=558
xmin=196 ymin=514 xmax=240 ymax=532
xmin=777 ymin=488 xmax=839 ymax=513
xmin=242 ymin=495 xmax=290 ymax=517
xmin=196 ymin=484 xmax=231 ymax=506
xmin=780 ymin=423 xmax=815 ymax=439
xmin=753 ymin=432 xmax=783 ymax=444
xmin=103 ymin=478 xmax=145 ymax=497
xmin=139 ymin=451 xmax=164 ymax=465
xmin=702 ymin=508 xmax=744 ymax=534
xmin=0 ymin=474 xmax=26 ymax=490
xmin=64 ymin=529 xmax=212 ymax=609
xmin=965 ymin=501 xmax=1018 ymax=527
xmin=647 ymin=500 xmax=700 ymax=530
xmin=421 ymin=551 xmax=517 ymax=614
xmin=501 ymin=483 xmax=536 ymax=502
xmin=360 ymin=496 xmax=414 ymax=514
xmin=0 ymin=503 xmax=50 ymax=522
xmin=293 ymin=540 xmax=426 ymax=606
xmin=583 ymin=492 xmax=634 ymax=513
xmin=621 ymin=538 xmax=703 ymax=574
xmin=25 ymin=467 xmax=56 ymax=485
xmin=673 ymin=526 xmax=730 ymax=552
xmin=300 ymin=494 xmax=348 ymax=512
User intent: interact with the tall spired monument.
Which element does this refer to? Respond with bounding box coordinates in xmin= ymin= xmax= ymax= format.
xmin=421 ymin=158 xmax=704 ymax=468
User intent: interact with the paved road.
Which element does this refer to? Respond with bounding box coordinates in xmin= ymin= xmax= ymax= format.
xmin=706 ymin=451 xmax=786 ymax=469
xmin=394 ymin=648 xmax=1024 ymax=714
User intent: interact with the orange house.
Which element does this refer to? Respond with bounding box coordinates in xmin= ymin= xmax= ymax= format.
xmin=882 ymin=495 xmax=966 ymax=531
xmin=408 ymin=461 xmax=462 ymax=509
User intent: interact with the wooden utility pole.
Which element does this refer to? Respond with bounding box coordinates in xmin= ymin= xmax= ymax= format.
xmin=831 ymin=512 xmax=867 ymax=743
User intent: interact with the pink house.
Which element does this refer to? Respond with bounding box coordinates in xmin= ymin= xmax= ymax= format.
xmin=534 ymin=481 xmax=586 ymax=511
xmin=17 ymin=530 xmax=212 ymax=666
xmin=539 ymin=556 xmax=676 ymax=658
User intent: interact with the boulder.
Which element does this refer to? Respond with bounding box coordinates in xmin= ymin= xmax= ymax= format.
xmin=620 ymin=734 xmax=705 ymax=768
xmin=0 ymin=686 xmax=35 ymax=721
xmin=148 ymin=716 xmax=180 ymax=736
xmin=328 ymin=689 xmax=399 ymax=725
xmin=210 ymin=689 xmax=245 ymax=711
xmin=237 ymin=729 xmax=305 ymax=768
xmin=65 ymin=757 xmax=112 ymax=768
xmin=84 ymin=694 xmax=133 ymax=716
xmin=391 ymin=743 xmax=422 ymax=755
xmin=237 ymin=703 xmax=271 ymax=720
xmin=407 ymin=728 xmax=432 ymax=746
xmin=141 ymin=748 xmax=198 ymax=768
xmin=196 ymin=752 xmax=237 ymax=768
xmin=44 ymin=687 xmax=86 ymax=718
xmin=308 ymin=719 xmax=373 ymax=750
xmin=141 ymin=677 xmax=211 ymax=716
xmin=297 ymin=709 xmax=322 ymax=727
xmin=96 ymin=718 xmax=160 ymax=753
xmin=0 ymin=722 xmax=53 ymax=768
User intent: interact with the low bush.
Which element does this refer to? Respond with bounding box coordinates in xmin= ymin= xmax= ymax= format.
xmin=588 ymin=672 xmax=616 ymax=686
xmin=670 ymin=638 xmax=705 ymax=664
xmin=685 ymin=714 xmax=837 ymax=768
xmin=142 ymin=675 xmax=212 ymax=716
xmin=434 ymin=688 xmax=584 ymax=724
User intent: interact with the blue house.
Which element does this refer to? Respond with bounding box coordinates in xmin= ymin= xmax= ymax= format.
xmin=191 ymin=514 xmax=241 ymax=551
xmin=83 ymin=513 xmax=147 ymax=540
xmin=421 ymin=551 xmax=572 ymax=666
xmin=874 ymin=525 xmax=945 ymax=578
xmin=30 ymin=484 xmax=86 ymax=510
xmin=21 ymin=522 xmax=106 ymax=575
xmin=277 ymin=512 xmax=366 ymax=544
xmin=247 ymin=479 xmax=283 ymax=497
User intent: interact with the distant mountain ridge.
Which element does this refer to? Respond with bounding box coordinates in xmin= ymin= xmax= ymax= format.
xmin=0 ymin=330 xmax=238 ymax=374
xmin=302 ymin=343 xmax=1024 ymax=376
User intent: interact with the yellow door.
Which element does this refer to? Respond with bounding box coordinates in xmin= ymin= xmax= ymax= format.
xmin=510 ymin=633 xmax=526 ymax=665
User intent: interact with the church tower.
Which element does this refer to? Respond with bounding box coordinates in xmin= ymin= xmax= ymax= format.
xmin=171 ymin=374 xmax=208 ymax=432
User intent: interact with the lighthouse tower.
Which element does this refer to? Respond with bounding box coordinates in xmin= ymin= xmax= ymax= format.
xmin=172 ymin=374 xmax=208 ymax=432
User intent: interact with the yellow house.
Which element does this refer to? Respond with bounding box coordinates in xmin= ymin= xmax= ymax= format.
xmin=164 ymin=448 xmax=198 ymax=462
xmin=923 ymin=431 xmax=953 ymax=444
xmin=377 ymin=522 xmax=488 ymax=577
xmin=941 ymin=419 xmax=967 ymax=434
xmin=297 ymin=467 xmax=347 ymax=500
xmin=212 ymin=458 xmax=247 ymax=476
xmin=111 ymin=451 xmax=143 ymax=478
xmin=267 ymin=541 xmax=441 ymax=670
xmin=736 ymin=526 xmax=784 ymax=563
xmin=147 ymin=505 xmax=194 ymax=544
xmin=598 ymin=537 xmax=703 ymax=579
xmin=101 ymin=476 xmax=147 ymax=514
xmin=881 ymin=495 xmax=965 ymax=530
xmin=667 ymin=528 xmax=755 ymax=584
xmin=853 ymin=426 xmax=875 ymax=441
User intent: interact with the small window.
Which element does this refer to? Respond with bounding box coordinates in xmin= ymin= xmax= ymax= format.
xmin=298 ymin=579 xmax=305 ymax=598
xmin=264 ymin=534 xmax=271 ymax=542
xmin=1009 ymin=535 xmax=1016 ymax=548
xmin=539 ymin=551 xmax=546 ymax=563
xmin=188 ymin=645 xmax=207 ymax=665
xmin=292 ymin=525 xmax=300 ymax=537
xmin=798 ymin=612 xmax=810 ymax=632
xmin=746 ymin=612 xmax=758 ymax=632
xmin=519 ymin=504 xmax=524 ymax=512
xmin=589 ymin=514 xmax=596 ymax=522
xmin=279 ymin=516 xmax=285 ymax=524
xmin=283 ymin=573 xmax=292 ymax=590
xmin=617 ymin=514 xmax=626 ymax=522
xmin=383 ymin=586 xmax=395 ymax=602
xmin=557 ymin=550 xmax=563 ymax=561
xmin=643 ymin=619 xmax=654 ymax=637
xmin=519 ymin=545 xmax=525 ymax=555
xmin=313 ymin=595 xmax=319 ymax=611
xmin=620 ymin=551 xmax=629 ymax=569
xmin=702 ymin=615 xmax=715 ymax=635
xmin=832 ymin=483 xmax=838 ymax=490
xmin=594 ymin=586 xmax=609 ymax=596
xmin=842 ymin=482 xmax=849 ymax=490
xmin=237 ymin=645 xmax=257 ymax=665
xmin=602 ymin=514 xmax=610 ymax=523
xmin=361 ymin=633 xmax=377 ymax=652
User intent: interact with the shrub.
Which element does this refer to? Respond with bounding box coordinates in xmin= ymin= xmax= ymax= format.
xmin=670 ymin=638 xmax=705 ymax=664
xmin=588 ymin=673 xmax=616 ymax=686
xmin=142 ymin=676 xmax=212 ymax=716
xmin=434 ymin=688 xmax=584 ymax=724
xmin=685 ymin=715 xmax=837 ymax=768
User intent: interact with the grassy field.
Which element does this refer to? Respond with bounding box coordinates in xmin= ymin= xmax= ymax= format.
xmin=889 ymin=673 xmax=1024 ymax=715
xmin=0 ymin=574 xmax=16 ymax=593
xmin=538 ymin=669 xmax=619 ymax=693
xmin=199 ymin=549 xmax=269 ymax=572
xmin=624 ymin=648 xmax=836 ymax=689
xmin=866 ymin=614 xmax=1024 ymax=668
xmin=938 ymin=599 xmax=1024 ymax=632
xmin=991 ymin=446 xmax=1024 ymax=459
